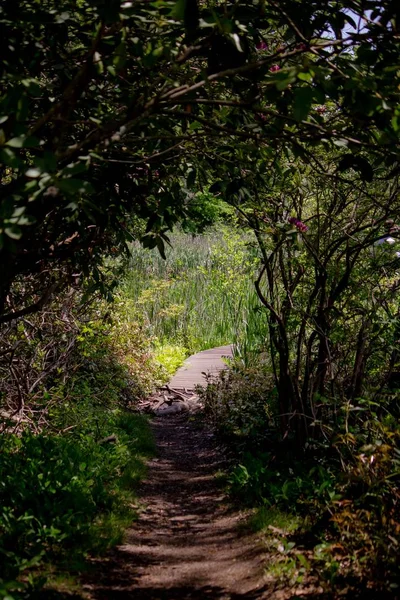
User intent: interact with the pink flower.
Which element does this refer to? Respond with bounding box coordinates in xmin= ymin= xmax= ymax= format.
xmin=269 ymin=64 xmax=280 ymax=72
xmin=288 ymin=217 xmax=308 ymax=232
xmin=256 ymin=41 xmax=268 ymax=51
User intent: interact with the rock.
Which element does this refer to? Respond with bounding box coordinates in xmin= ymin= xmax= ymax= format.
xmin=154 ymin=403 xmax=188 ymax=416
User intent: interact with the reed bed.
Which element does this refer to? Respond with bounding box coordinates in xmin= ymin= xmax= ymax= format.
xmin=121 ymin=227 xmax=267 ymax=363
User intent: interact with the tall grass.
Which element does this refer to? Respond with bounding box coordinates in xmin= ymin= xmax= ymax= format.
xmin=122 ymin=227 xmax=267 ymax=362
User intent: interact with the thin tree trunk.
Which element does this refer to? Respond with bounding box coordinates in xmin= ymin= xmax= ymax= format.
xmin=350 ymin=319 xmax=370 ymax=399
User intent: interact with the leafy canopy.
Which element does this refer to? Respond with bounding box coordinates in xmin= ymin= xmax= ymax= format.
xmin=0 ymin=0 xmax=399 ymax=318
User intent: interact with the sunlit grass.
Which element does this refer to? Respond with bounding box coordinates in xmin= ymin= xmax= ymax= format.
xmin=248 ymin=507 xmax=301 ymax=534
xmin=122 ymin=226 xmax=266 ymax=364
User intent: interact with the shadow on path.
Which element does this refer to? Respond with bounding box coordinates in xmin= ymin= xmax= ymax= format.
xmin=83 ymin=414 xmax=269 ymax=599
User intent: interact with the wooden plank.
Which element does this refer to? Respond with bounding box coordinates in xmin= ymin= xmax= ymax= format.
xmin=168 ymin=344 xmax=233 ymax=390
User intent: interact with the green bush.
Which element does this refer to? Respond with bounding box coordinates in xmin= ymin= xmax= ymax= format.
xmin=199 ymin=364 xmax=276 ymax=446
xmin=0 ymin=412 xmax=154 ymax=598
xmin=0 ymin=288 xmax=159 ymax=599
xmin=203 ymin=365 xmax=400 ymax=592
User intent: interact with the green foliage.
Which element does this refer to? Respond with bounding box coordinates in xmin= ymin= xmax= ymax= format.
xmin=123 ymin=226 xmax=263 ymax=356
xmin=1 ymin=0 xmax=400 ymax=319
xmin=213 ymin=152 xmax=400 ymax=447
xmin=106 ymin=293 xmax=168 ymax=392
xmin=228 ymin=451 xmax=337 ymax=510
xmin=0 ymin=286 xmax=161 ymax=598
xmin=0 ymin=286 xmax=167 ymax=428
xmin=247 ymin=507 xmax=301 ymax=535
xmin=154 ymin=343 xmax=188 ymax=377
xmin=1 ymin=4 xmax=400 ymax=594
xmin=0 ymin=412 xmax=154 ymax=598
xmin=180 ymin=192 xmax=235 ymax=234
xmin=205 ymin=364 xmax=400 ymax=592
xmin=200 ymin=365 xmax=275 ymax=445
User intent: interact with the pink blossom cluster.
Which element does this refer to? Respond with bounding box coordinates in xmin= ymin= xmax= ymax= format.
xmin=269 ymin=64 xmax=280 ymax=72
xmin=256 ymin=41 xmax=268 ymax=51
xmin=288 ymin=216 xmax=308 ymax=232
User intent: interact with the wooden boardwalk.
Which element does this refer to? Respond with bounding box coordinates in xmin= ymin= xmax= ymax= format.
xmin=168 ymin=344 xmax=233 ymax=390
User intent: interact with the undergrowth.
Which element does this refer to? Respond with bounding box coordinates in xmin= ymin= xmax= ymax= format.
xmin=0 ymin=289 xmax=158 ymax=599
xmin=0 ymin=412 xmax=154 ymax=599
xmin=199 ymin=371 xmax=400 ymax=597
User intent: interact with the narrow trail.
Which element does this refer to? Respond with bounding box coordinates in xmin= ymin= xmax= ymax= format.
xmin=83 ymin=346 xmax=322 ymax=600
xmin=84 ymin=414 xmax=269 ymax=600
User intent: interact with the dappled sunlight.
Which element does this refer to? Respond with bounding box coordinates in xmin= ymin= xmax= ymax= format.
xmin=84 ymin=414 xmax=269 ymax=599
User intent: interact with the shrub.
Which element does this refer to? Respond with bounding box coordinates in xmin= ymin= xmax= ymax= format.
xmin=199 ymin=363 xmax=276 ymax=447
xmin=0 ymin=412 xmax=154 ymax=598
xmin=0 ymin=286 xmax=159 ymax=598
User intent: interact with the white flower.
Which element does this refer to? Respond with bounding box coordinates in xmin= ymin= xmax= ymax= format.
xmin=374 ymin=236 xmax=396 ymax=245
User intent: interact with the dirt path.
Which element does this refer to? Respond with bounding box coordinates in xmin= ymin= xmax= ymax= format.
xmin=83 ymin=413 xmax=271 ymax=600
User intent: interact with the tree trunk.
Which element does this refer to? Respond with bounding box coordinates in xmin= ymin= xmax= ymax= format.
xmin=350 ymin=320 xmax=369 ymax=399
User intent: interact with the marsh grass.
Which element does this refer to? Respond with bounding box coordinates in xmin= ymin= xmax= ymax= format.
xmin=123 ymin=227 xmax=266 ymax=363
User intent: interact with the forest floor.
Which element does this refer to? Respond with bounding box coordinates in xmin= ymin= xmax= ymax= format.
xmin=80 ymin=412 xmax=329 ymax=600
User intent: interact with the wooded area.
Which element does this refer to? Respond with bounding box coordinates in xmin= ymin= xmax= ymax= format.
xmin=1 ymin=1 xmax=400 ymax=598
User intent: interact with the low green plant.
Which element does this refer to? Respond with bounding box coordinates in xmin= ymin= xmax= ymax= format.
xmin=0 ymin=411 xmax=154 ymax=598
xmin=247 ymin=507 xmax=301 ymax=534
xmin=199 ymin=364 xmax=276 ymax=447
xmin=204 ymin=364 xmax=400 ymax=595
xmin=0 ymin=288 xmax=162 ymax=599
xmin=154 ymin=343 xmax=188 ymax=376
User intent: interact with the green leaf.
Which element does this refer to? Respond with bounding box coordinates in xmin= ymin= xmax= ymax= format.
xmin=25 ymin=168 xmax=41 ymax=178
xmin=229 ymin=33 xmax=243 ymax=53
xmin=156 ymin=236 xmax=166 ymax=259
xmin=6 ymin=135 xmax=40 ymax=148
xmin=276 ymin=76 xmax=296 ymax=91
xmin=93 ymin=52 xmax=104 ymax=74
xmin=5 ymin=225 xmax=22 ymax=240
xmin=297 ymin=71 xmax=313 ymax=83
xmin=141 ymin=232 xmax=157 ymax=250
xmin=189 ymin=120 xmax=203 ymax=131
xmin=58 ymin=179 xmax=94 ymax=195
xmin=114 ymin=41 xmax=127 ymax=70
xmin=171 ymin=0 xmax=185 ymax=20
xmin=333 ymin=138 xmax=349 ymax=148
xmin=16 ymin=95 xmax=29 ymax=122
xmin=11 ymin=206 xmax=25 ymax=218
xmin=391 ymin=115 xmax=399 ymax=132
xmin=293 ymin=87 xmax=313 ymax=121
xmin=21 ymin=78 xmax=42 ymax=96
